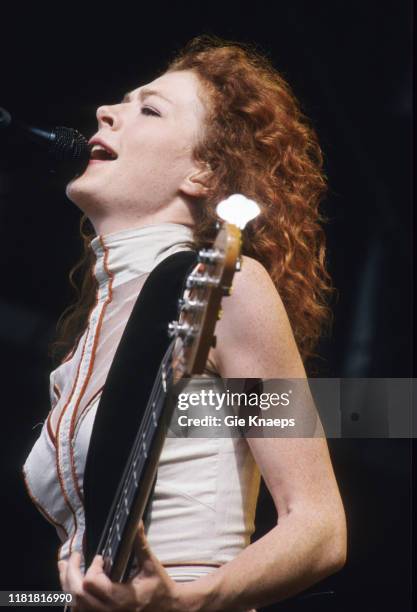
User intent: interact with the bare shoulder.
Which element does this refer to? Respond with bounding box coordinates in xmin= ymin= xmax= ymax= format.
xmin=233 ymin=254 xmax=276 ymax=291
xmin=209 ymin=255 xmax=306 ymax=378
xmin=227 ymin=254 xmax=283 ymax=313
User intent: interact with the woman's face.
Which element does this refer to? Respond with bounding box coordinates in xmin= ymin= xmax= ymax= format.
xmin=66 ymin=70 xmax=207 ymax=227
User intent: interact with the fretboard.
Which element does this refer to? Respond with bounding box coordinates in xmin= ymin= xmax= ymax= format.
xmin=96 ymin=339 xmax=177 ymax=581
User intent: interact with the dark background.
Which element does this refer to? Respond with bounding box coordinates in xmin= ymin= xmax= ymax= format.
xmin=0 ymin=1 xmax=412 ymax=611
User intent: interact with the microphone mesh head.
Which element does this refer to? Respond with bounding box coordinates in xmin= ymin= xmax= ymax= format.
xmin=50 ymin=127 xmax=90 ymax=162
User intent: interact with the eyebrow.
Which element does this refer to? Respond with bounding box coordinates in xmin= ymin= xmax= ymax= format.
xmin=122 ymin=88 xmax=174 ymax=106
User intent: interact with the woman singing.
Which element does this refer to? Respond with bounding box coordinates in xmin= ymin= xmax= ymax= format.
xmin=23 ymin=36 xmax=346 ymax=611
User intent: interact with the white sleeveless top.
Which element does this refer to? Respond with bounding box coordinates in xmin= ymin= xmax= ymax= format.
xmin=23 ymin=222 xmax=261 ymax=585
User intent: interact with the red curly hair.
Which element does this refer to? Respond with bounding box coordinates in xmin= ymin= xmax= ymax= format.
xmin=51 ymin=35 xmax=333 ymax=369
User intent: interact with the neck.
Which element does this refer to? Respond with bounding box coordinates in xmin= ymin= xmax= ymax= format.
xmin=87 ymin=201 xmax=196 ymax=236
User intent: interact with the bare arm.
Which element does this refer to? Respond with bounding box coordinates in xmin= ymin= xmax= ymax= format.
xmin=180 ymin=437 xmax=346 ymax=611
xmin=178 ymin=256 xmax=347 ymax=611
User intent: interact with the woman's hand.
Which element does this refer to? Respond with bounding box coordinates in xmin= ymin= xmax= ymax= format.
xmin=58 ymin=523 xmax=183 ymax=611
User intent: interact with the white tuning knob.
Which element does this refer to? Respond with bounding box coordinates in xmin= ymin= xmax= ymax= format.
xmin=216 ymin=194 xmax=261 ymax=229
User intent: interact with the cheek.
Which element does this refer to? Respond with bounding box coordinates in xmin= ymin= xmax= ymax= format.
xmin=128 ymin=124 xmax=193 ymax=165
xmin=125 ymin=141 xmax=191 ymax=179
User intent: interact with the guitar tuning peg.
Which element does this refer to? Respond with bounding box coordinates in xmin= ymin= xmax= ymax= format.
xmin=168 ymin=320 xmax=196 ymax=342
xmin=168 ymin=321 xmax=179 ymax=338
xmin=186 ymin=274 xmax=219 ymax=289
xmin=180 ymin=297 xmax=205 ymax=312
xmin=198 ymin=248 xmax=223 ymax=265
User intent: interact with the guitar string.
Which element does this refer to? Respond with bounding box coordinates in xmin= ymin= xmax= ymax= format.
xmin=102 ymin=342 xmax=176 ymax=562
xmin=103 ymin=286 xmax=204 ymax=563
xmin=104 ymin=367 xmax=169 ymax=561
xmin=104 ymin=361 xmax=174 ymax=564
xmin=104 ymin=358 xmax=170 ymax=557
xmin=105 ymin=307 xmax=199 ymax=560
xmin=104 ymin=299 xmax=201 ymax=564
xmin=101 ymin=352 xmax=167 ymax=554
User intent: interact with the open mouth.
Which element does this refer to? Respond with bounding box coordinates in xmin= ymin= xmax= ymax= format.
xmin=89 ymin=143 xmax=118 ymax=161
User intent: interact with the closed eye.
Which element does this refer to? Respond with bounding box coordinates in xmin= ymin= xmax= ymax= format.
xmin=141 ymin=106 xmax=161 ymax=117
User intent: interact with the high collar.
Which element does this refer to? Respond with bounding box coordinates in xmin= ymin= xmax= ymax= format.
xmin=90 ymin=223 xmax=195 ymax=289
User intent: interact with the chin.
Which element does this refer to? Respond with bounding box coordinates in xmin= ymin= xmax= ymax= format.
xmin=66 ymin=173 xmax=103 ymax=213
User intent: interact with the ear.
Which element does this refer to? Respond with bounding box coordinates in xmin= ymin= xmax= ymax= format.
xmin=180 ymin=162 xmax=212 ymax=198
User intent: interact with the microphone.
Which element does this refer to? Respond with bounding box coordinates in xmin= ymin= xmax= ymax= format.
xmin=0 ymin=106 xmax=90 ymax=174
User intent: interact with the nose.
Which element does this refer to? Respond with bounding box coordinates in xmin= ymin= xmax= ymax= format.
xmin=96 ymin=104 xmax=120 ymax=129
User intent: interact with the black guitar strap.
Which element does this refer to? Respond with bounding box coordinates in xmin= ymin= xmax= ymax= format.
xmin=83 ymin=249 xmax=198 ymax=567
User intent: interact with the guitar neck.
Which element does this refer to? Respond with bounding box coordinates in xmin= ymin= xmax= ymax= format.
xmin=93 ymin=218 xmax=243 ymax=583
xmin=96 ymin=340 xmax=177 ymax=582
